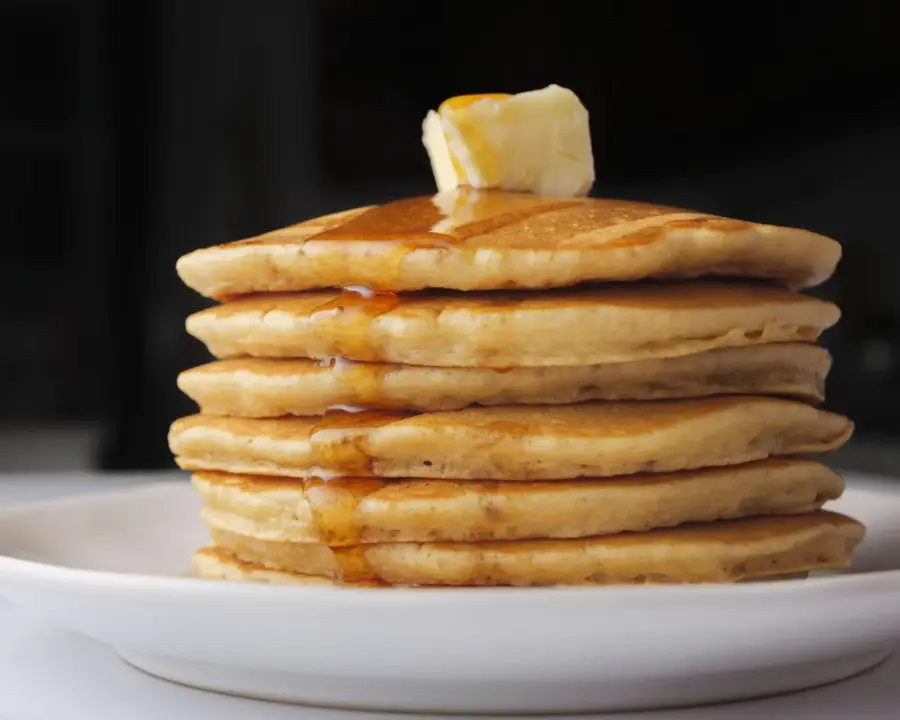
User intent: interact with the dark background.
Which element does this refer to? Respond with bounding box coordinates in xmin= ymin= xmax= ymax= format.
xmin=2 ymin=0 xmax=899 ymax=472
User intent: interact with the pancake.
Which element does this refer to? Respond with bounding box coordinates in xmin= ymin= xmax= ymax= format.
xmin=184 ymin=282 xmax=839 ymax=368
xmin=178 ymin=343 xmax=830 ymax=417
xmin=194 ymin=547 xmax=809 ymax=586
xmin=169 ymin=396 xmax=853 ymax=481
xmin=192 ymin=459 xmax=843 ymax=545
xmin=194 ymin=547 xmax=384 ymax=587
xmin=175 ymin=190 xmax=841 ymax=296
xmin=205 ymin=511 xmax=864 ymax=585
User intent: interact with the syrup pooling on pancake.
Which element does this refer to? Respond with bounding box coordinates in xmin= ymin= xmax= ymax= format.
xmin=310 ymin=189 xmax=583 ymax=244
xmin=306 ymin=189 xmax=698 ymax=249
xmin=304 ymin=189 xmax=583 ymax=289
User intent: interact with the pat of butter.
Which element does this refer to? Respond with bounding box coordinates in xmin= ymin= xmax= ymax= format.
xmin=421 ymin=85 xmax=594 ymax=197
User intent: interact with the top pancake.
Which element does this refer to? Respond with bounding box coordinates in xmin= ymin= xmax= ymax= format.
xmin=175 ymin=189 xmax=842 ymax=296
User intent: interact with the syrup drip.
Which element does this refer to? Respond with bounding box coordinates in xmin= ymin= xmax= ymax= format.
xmin=309 ymin=286 xmax=400 ymax=361
xmin=318 ymin=355 xmax=520 ymax=405
xmin=329 ymin=546 xmax=376 ymax=583
xmin=309 ymin=409 xmax=413 ymax=478
xmin=335 ymin=357 xmax=394 ymax=408
xmin=316 ymin=356 xmax=394 ymax=410
xmin=303 ymin=476 xmax=386 ymax=547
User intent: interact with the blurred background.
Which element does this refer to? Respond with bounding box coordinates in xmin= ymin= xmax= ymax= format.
xmin=1 ymin=0 xmax=899 ymax=474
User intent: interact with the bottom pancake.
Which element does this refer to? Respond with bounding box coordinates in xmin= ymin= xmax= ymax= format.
xmin=205 ymin=511 xmax=863 ymax=586
xmin=194 ymin=547 xmax=809 ymax=587
xmin=194 ymin=547 xmax=385 ymax=587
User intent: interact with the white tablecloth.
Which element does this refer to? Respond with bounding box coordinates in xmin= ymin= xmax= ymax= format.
xmin=0 ymin=474 xmax=896 ymax=719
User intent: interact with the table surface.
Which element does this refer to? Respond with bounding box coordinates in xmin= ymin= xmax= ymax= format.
xmin=0 ymin=472 xmax=897 ymax=720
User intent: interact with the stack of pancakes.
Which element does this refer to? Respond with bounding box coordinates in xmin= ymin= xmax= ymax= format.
xmin=170 ymin=190 xmax=864 ymax=587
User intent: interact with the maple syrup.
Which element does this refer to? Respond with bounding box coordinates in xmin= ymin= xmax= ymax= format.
xmin=317 ymin=356 xmax=387 ymax=408
xmin=309 ymin=408 xmax=412 ymax=477
xmin=303 ymin=476 xmax=387 ymax=546
xmin=310 ymin=286 xmax=400 ymax=316
xmin=308 ymin=286 xmax=400 ymax=361
xmin=327 ymin=356 xmax=394 ymax=408
xmin=304 ymin=188 xmax=582 ymax=289
xmin=319 ymin=544 xmax=387 ymax=583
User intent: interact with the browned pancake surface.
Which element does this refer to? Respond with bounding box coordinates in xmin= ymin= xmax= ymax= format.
xmin=176 ymin=190 xmax=841 ymax=295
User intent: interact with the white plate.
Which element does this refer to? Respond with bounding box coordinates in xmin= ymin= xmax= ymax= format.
xmin=0 ymin=476 xmax=898 ymax=715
